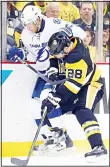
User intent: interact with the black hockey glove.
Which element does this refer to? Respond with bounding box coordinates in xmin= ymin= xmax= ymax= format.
xmin=46 ymin=67 xmax=59 ymax=81
xmin=41 ymin=92 xmax=61 ymax=113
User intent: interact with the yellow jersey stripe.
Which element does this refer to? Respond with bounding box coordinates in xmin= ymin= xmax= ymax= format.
xmin=82 ymin=121 xmax=98 ymax=129
xmin=64 ymin=81 xmax=79 ymax=94
xmin=85 ymin=126 xmax=100 ymax=134
xmin=86 ymin=84 xmax=98 ymax=110
xmin=14 ymin=31 xmax=21 ymax=47
xmin=86 ymin=82 xmax=102 ymax=109
xmin=91 ymin=66 xmax=101 ymax=82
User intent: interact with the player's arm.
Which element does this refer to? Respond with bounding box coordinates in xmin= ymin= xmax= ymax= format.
xmin=41 ymin=58 xmax=88 ymax=113
xmin=60 ymin=23 xmax=86 ymax=40
xmin=55 ymin=46 xmax=88 ymax=102
xmin=46 ymin=57 xmax=59 ymax=81
xmin=51 ymin=18 xmax=86 ymax=40
xmin=56 ymin=61 xmax=87 ymax=102
xmin=7 ymin=46 xmax=25 ymax=62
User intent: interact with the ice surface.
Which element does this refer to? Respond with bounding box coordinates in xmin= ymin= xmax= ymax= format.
xmin=2 ymin=148 xmax=109 ymax=166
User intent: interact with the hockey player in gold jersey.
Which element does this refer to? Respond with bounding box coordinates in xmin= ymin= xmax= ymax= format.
xmin=41 ymin=30 xmax=107 ymax=162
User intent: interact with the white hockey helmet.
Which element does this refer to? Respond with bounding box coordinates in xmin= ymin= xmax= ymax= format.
xmin=21 ymin=5 xmax=43 ymax=27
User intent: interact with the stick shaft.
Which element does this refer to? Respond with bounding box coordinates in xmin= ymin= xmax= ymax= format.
xmin=11 ymin=107 xmax=47 ymax=166
xmin=16 ymin=56 xmax=69 ymax=85
xmin=27 ymin=107 xmax=47 ymax=162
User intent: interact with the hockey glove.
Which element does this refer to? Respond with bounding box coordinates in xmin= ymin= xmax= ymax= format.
xmin=7 ymin=46 xmax=25 ymax=62
xmin=41 ymin=92 xmax=61 ymax=113
xmin=46 ymin=67 xmax=59 ymax=81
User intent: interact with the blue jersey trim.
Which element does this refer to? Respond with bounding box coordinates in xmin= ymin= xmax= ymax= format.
xmin=38 ymin=19 xmax=45 ymax=33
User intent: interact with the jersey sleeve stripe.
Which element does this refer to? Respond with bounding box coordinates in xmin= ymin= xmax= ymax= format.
xmin=68 ymin=79 xmax=82 ymax=87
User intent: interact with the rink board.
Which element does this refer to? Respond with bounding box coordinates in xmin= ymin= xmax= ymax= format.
xmin=1 ymin=63 xmax=109 ymax=157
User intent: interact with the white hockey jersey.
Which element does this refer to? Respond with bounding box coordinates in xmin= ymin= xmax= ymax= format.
xmin=21 ymin=18 xmax=86 ymax=71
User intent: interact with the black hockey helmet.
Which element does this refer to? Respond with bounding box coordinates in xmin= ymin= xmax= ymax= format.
xmin=48 ymin=31 xmax=71 ymax=55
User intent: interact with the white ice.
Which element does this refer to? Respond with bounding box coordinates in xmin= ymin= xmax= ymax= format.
xmin=2 ymin=148 xmax=109 ymax=166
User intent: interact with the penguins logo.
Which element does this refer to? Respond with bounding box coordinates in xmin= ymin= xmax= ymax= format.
xmin=52 ymin=40 xmax=57 ymax=45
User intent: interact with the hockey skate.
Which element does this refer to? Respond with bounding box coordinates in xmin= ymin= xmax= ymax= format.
xmin=33 ymin=127 xmax=73 ymax=154
xmin=85 ymin=145 xmax=107 ymax=163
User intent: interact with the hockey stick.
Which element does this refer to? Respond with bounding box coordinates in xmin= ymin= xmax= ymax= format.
xmin=11 ymin=106 xmax=47 ymax=166
xmin=14 ymin=55 xmax=70 ymax=85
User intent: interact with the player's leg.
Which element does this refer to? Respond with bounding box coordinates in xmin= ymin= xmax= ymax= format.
xmin=34 ymin=84 xmax=73 ymax=151
xmin=42 ymin=107 xmax=73 ymax=151
xmin=32 ymin=77 xmax=46 ymax=99
xmin=37 ymin=107 xmax=74 ymax=151
xmin=73 ymin=81 xmax=107 ymax=162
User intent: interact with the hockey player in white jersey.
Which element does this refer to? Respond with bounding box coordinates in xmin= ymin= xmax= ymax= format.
xmin=9 ymin=5 xmax=86 ymax=74
xmin=20 ymin=5 xmax=86 ymax=72
xmin=8 ymin=5 xmax=86 ymax=152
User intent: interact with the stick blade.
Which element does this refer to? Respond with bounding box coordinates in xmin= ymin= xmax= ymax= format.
xmin=11 ymin=157 xmax=28 ymax=166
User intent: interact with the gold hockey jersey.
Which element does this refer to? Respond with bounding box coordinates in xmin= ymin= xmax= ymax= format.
xmin=50 ymin=38 xmax=102 ymax=101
